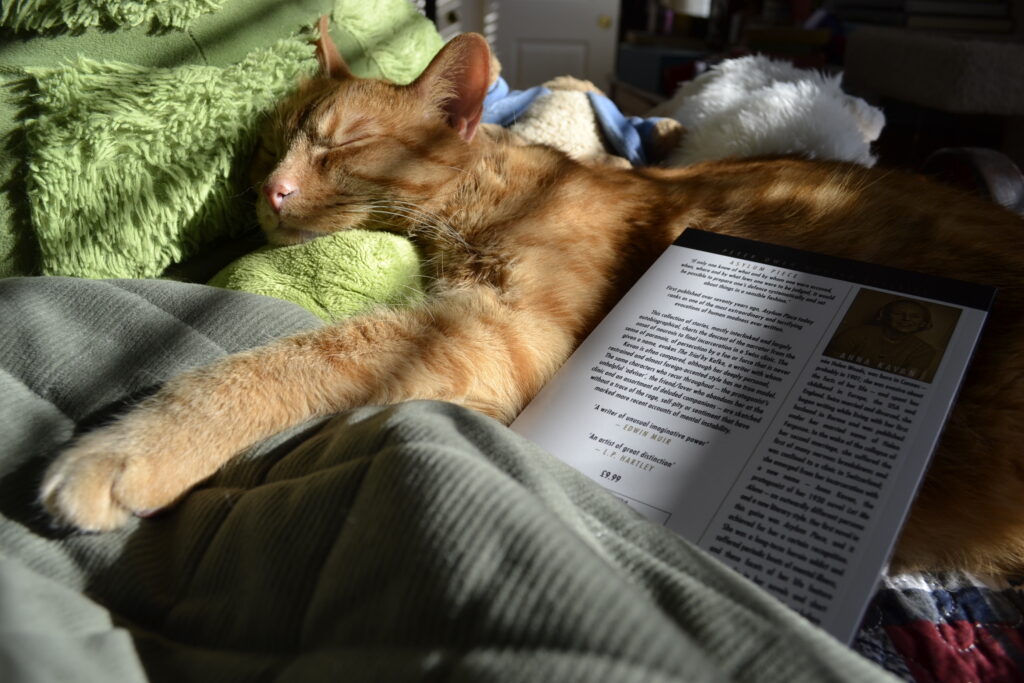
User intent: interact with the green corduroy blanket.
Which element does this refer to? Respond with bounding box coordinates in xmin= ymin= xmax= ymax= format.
xmin=2 ymin=0 xmax=438 ymax=318
xmin=0 ymin=274 xmax=897 ymax=683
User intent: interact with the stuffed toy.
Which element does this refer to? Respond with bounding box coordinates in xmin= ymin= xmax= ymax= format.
xmin=498 ymin=77 xmax=634 ymax=168
xmin=481 ymin=72 xmax=683 ymax=167
xmin=651 ymin=54 xmax=885 ymax=167
xmin=208 ymin=229 xmax=424 ymax=323
xmin=482 ymin=55 xmax=882 ymax=170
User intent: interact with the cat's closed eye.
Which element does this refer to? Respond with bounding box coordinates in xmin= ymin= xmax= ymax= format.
xmin=311 ymin=137 xmax=370 ymax=171
xmin=249 ymin=134 xmax=282 ymax=188
xmin=317 ymin=135 xmax=370 ymax=150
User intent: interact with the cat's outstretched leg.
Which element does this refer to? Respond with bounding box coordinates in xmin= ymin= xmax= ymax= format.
xmin=40 ymin=287 xmax=568 ymax=531
xmin=39 ymin=347 xmax=323 ymax=531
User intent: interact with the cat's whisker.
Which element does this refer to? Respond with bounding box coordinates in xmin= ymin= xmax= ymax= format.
xmin=378 ymin=201 xmax=472 ymax=250
xmin=853 ymin=167 xmax=895 ymax=194
xmin=231 ymin=183 xmax=262 ymax=201
xmin=366 ymin=203 xmax=470 ymax=250
xmin=383 ymin=208 xmax=453 ymax=237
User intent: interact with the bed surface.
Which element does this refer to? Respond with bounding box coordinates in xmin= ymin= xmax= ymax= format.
xmin=0 ymin=276 xmax=894 ymax=682
xmin=1 ymin=2 xmax=1022 ymax=681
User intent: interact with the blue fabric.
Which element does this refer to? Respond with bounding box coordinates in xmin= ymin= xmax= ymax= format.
xmin=482 ymin=77 xmax=666 ymax=166
xmin=482 ymin=78 xmax=551 ymax=127
xmin=587 ymin=91 xmax=654 ymax=166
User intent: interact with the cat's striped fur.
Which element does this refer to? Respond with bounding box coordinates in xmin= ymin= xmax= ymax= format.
xmin=42 ymin=27 xmax=1024 ymax=573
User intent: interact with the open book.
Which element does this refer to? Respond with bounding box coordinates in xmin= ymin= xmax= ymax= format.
xmin=510 ymin=229 xmax=995 ymax=643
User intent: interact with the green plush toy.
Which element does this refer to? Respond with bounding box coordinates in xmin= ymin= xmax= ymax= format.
xmin=208 ymin=230 xmax=425 ymax=323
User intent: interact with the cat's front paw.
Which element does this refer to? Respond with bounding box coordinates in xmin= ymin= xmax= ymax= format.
xmin=40 ymin=438 xmax=136 ymax=531
xmin=40 ymin=422 xmax=202 ymax=531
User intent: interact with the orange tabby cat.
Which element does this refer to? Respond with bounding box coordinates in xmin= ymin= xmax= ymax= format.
xmin=41 ymin=24 xmax=1024 ymax=574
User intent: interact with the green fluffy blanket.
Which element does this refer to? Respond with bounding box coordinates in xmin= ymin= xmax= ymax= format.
xmin=2 ymin=0 xmax=438 ymax=319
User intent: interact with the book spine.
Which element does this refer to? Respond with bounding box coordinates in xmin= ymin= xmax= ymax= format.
xmin=832 ymin=8 xmax=907 ymax=25
xmin=673 ymin=230 xmax=996 ymax=309
xmin=905 ymin=1 xmax=1010 ymax=17
xmin=906 ymin=14 xmax=1014 ymax=31
xmin=829 ymin=0 xmax=906 ymax=7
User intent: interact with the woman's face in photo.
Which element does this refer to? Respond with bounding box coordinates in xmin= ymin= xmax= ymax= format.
xmin=885 ymin=302 xmax=929 ymax=333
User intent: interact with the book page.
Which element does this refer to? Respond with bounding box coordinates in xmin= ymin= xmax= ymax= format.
xmin=511 ymin=229 xmax=993 ymax=643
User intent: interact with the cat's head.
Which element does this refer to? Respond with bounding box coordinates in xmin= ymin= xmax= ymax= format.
xmin=254 ymin=17 xmax=492 ymax=245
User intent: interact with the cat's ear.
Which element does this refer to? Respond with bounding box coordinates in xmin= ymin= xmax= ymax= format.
xmin=413 ymin=33 xmax=492 ymax=142
xmin=315 ymin=15 xmax=353 ymax=80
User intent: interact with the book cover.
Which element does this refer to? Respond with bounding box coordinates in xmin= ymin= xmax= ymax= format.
xmin=511 ymin=229 xmax=994 ymax=643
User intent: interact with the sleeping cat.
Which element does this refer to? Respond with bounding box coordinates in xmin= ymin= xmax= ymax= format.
xmin=41 ymin=22 xmax=1024 ymax=574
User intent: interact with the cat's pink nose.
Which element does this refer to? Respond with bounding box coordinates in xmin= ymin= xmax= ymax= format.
xmin=264 ymin=179 xmax=298 ymax=213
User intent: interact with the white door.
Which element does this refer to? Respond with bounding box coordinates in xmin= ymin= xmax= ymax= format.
xmin=495 ymin=0 xmax=620 ymax=92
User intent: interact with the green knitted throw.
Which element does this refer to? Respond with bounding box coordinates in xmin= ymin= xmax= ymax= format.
xmin=0 ymin=0 xmax=225 ymax=31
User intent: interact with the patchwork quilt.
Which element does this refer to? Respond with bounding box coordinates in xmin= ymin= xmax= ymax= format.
xmin=855 ymin=573 xmax=1024 ymax=681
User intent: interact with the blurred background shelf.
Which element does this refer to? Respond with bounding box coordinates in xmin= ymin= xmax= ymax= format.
xmin=418 ymin=0 xmax=1024 ymax=170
